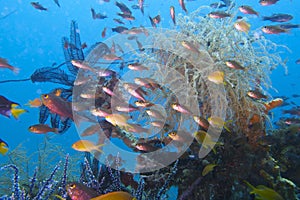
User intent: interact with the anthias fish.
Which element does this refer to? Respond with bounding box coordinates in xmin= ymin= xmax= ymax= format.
xmin=259 ymin=0 xmax=279 ymax=6
xmin=0 ymin=57 xmax=20 ymax=74
xmin=115 ymin=1 xmax=132 ymax=15
xmin=239 ymin=5 xmax=259 ymax=16
xmin=262 ymin=25 xmax=289 ymax=34
xmin=208 ymin=11 xmax=231 ymax=19
xmin=234 ymin=20 xmax=251 ymax=33
xmin=66 ymin=182 xmax=99 ymax=200
xmin=41 ymin=93 xmax=73 ymax=120
xmin=179 ymin=0 xmax=188 ymax=13
xmin=91 ymin=191 xmax=136 ymax=200
xmin=28 ymin=124 xmax=58 ymax=134
xmin=30 ymin=2 xmax=47 ymax=11
xmin=262 ymin=14 xmax=293 ymax=22
xmin=170 ymin=6 xmax=176 ymax=25
xmin=225 ymin=60 xmax=245 ymax=70
xmin=72 ymin=140 xmax=104 ymax=153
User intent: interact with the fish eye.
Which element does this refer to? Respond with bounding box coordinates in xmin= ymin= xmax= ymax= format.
xmin=169 ymin=132 xmax=177 ymax=136
xmin=43 ymin=94 xmax=48 ymax=99
xmin=69 ymin=184 xmax=76 ymax=189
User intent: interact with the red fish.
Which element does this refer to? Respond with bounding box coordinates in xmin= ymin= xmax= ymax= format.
xmin=41 ymin=93 xmax=73 ymax=120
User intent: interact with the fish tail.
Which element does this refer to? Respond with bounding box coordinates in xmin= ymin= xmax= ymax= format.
xmin=243 ymin=180 xmax=256 ymax=193
xmin=11 ymin=105 xmax=27 ymax=119
xmin=262 ymin=16 xmax=269 ymax=21
xmin=13 ymin=67 xmax=20 ymax=75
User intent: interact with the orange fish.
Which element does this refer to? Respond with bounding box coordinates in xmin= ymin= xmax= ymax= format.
xmin=28 ymin=124 xmax=58 ymax=134
xmin=26 ymin=98 xmax=42 ymax=108
xmin=91 ymin=191 xmax=135 ymax=200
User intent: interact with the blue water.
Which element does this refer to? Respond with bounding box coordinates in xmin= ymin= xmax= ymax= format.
xmin=0 ymin=0 xmax=299 ymax=198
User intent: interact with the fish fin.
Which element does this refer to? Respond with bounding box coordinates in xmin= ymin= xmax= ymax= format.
xmin=13 ymin=67 xmax=20 ymax=75
xmin=243 ymin=180 xmax=256 ymax=192
xmin=11 ymin=107 xmax=27 ymax=119
xmin=96 ymin=144 xmax=105 ymax=153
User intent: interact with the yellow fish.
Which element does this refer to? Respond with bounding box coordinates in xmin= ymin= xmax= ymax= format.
xmin=244 ymin=181 xmax=284 ymax=200
xmin=26 ymin=98 xmax=42 ymax=108
xmin=105 ymin=113 xmax=131 ymax=129
xmin=202 ymin=163 xmax=217 ymax=176
xmin=91 ymin=191 xmax=136 ymax=200
xmin=208 ymin=71 xmax=225 ymax=85
xmin=194 ymin=130 xmax=223 ymax=153
xmin=0 ymin=139 xmax=9 ymax=155
xmin=208 ymin=116 xmax=231 ymax=132
xmin=234 ymin=20 xmax=251 ymax=33
xmin=72 ymin=140 xmax=104 ymax=153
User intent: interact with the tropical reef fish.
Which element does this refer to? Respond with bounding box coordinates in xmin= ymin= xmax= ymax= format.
xmin=171 ymin=103 xmax=192 ymax=115
xmin=279 ymin=23 xmax=300 ymax=29
xmin=41 ymin=93 xmax=73 ymax=120
xmin=105 ymin=113 xmax=131 ymax=127
xmin=209 ymin=2 xmax=226 ymax=9
xmin=179 ymin=0 xmax=188 ymax=13
xmin=66 ymin=182 xmax=99 ymax=200
xmin=202 ymin=163 xmax=217 ymax=176
xmin=262 ymin=14 xmax=293 ymax=22
xmin=259 ymin=0 xmax=280 ymax=6
xmin=28 ymin=124 xmax=58 ymax=134
xmin=30 ymin=2 xmax=47 ymax=11
xmin=181 ymin=41 xmax=200 ymax=54
xmin=0 ymin=138 xmax=9 ymax=155
xmin=0 ymin=95 xmax=27 ymax=119
xmin=0 ymin=57 xmax=20 ymax=74
xmin=138 ymin=0 xmax=144 ymax=15
xmin=247 ymin=90 xmax=267 ymax=100
xmin=72 ymin=140 xmax=104 ymax=153
xmin=225 ymin=60 xmax=245 ymax=70
xmin=193 ymin=115 xmax=209 ymax=131
xmin=101 ymin=27 xmax=107 ymax=38
xmin=262 ymin=25 xmax=290 ymax=34
xmin=208 ymin=71 xmax=225 ymax=85
xmin=244 ymin=181 xmax=284 ymax=200
xmin=234 ymin=20 xmax=251 ymax=33
xmin=170 ymin=6 xmax=176 ymax=25
xmin=115 ymin=1 xmax=132 ymax=15
xmin=26 ymin=98 xmax=42 ymax=108
xmin=91 ymin=191 xmax=136 ymax=200
xmin=239 ymin=5 xmax=259 ymax=16
xmin=194 ymin=130 xmax=223 ymax=152
xmin=53 ymin=0 xmax=60 ymax=7
xmin=208 ymin=11 xmax=231 ymax=19
xmin=91 ymin=8 xmax=107 ymax=19
xmin=208 ymin=116 xmax=231 ymax=132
